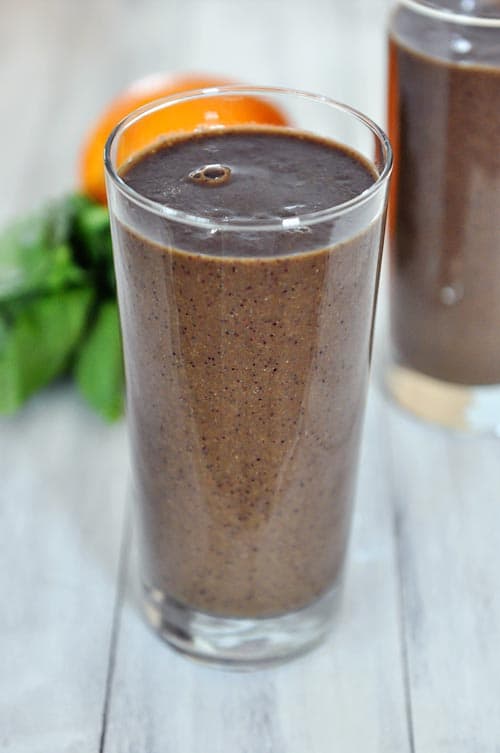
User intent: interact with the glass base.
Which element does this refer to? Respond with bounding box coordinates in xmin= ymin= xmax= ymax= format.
xmin=142 ymin=583 xmax=342 ymax=670
xmin=385 ymin=362 xmax=500 ymax=436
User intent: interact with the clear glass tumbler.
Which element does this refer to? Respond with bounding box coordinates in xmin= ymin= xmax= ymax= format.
xmin=105 ymin=86 xmax=392 ymax=667
xmin=386 ymin=0 xmax=500 ymax=434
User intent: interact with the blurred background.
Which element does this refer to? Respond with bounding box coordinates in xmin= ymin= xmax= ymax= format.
xmin=2 ymin=0 xmax=392 ymax=221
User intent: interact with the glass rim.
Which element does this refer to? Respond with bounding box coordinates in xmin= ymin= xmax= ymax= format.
xmin=398 ymin=0 xmax=500 ymax=26
xmin=104 ymin=85 xmax=392 ymax=233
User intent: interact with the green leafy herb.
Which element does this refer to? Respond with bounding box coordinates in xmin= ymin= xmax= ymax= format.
xmin=0 ymin=288 xmax=94 ymax=414
xmin=75 ymin=301 xmax=124 ymax=421
xmin=0 ymin=194 xmax=125 ymax=421
xmin=70 ymin=195 xmax=116 ymax=294
xmin=0 ymin=198 xmax=88 ymax=303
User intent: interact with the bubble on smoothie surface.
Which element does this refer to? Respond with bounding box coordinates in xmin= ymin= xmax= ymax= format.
xmin=189 ymin=164 xmax=232 ymax=186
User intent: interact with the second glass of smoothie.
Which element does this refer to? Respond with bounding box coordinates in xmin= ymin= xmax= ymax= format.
xmin=387 ymin=0 xmax=500 ymax=433
xmin=105 ymin=86 xmax=392 ymax=667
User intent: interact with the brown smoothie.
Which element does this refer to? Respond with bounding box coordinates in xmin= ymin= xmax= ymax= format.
xmin=113 ymin=127 xmax=383 ymax=618
xmin=389 ymin=6 xmax=500 ymax=385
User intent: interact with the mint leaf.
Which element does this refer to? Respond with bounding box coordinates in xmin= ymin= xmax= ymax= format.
xmin=0 ymin=288 xmax=94 ymax=414
xmin=75 ymin=301 xmax=124 ymax=421
xmin=0 ymin=193 xmax=122 ymax=419
xmin=70 ymin=196 xmax=116 ymax=295
xmin=0 ymin=197 xmax=87 ymax=303
xmin=71 ymin=198 xmax=113 ymax=264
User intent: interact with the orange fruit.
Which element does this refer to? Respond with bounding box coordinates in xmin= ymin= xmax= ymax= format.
xmin=79 ymin=73 xmax=288 ymax=204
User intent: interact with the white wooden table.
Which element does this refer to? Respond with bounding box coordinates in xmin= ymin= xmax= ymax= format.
xmin=2 ymin=1 xmax=500 ymax=750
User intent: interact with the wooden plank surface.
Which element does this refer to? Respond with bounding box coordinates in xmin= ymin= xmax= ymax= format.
xmin=386 ymin=405 xmax=500 ymax=752
xmin=2 ymin=0 xmax=500 ymax=751
xmin=0 ymin=389 xmax=127 ymax=751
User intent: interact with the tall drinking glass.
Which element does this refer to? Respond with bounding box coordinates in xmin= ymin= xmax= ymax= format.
xmin=387 ymin=1 xmax=500 ymax=433
xmin=105 ymin=86 xmax=392 ymax=667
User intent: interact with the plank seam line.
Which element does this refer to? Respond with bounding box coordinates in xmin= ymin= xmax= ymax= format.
xmin=393 ymin=505 xmax=417 ymax=753
xmin=386 ymin=411 xmax=417 ymax=753
xmin=98 ymin=506 xmax=131 ymax=753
